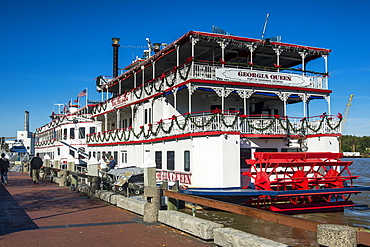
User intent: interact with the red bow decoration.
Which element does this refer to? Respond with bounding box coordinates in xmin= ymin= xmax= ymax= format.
xmin=186 ymin=56 xmax=194 ymax=62
xmin=211 ymin=108 xmax=222 ymax=114
xmin=274 ymin=63 xmax=282 ymax=68
xmin=219 ymin=58 xmax=226 ymax=64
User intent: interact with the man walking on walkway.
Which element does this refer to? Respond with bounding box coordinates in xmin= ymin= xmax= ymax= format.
xmin=30 ymin=153 xmax=43 ymax=184
xmin=0 ymin=153 xmax=10 ymax=185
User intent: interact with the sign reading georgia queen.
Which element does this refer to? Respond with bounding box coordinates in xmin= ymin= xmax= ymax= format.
xmin=215 ymin=68 xmax=312 ymax=87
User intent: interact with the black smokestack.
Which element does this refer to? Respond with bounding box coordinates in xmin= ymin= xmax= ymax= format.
xmin=112 ymin=37 xmax=120 ymax=78
xmin=24 ymin=111 xmax=29 ymax=132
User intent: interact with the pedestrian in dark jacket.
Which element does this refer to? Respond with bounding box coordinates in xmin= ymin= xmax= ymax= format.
xmin=30 ymin=153 xmax=43 ymax=184
xmin=0 ymin=153 xmax=10 ymax=185
xmin=108 ymin=156 xmax=116 ymax=170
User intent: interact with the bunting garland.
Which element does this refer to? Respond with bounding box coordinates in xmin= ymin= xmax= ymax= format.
xmin=84 ymin=113 xmax=342 ymax=144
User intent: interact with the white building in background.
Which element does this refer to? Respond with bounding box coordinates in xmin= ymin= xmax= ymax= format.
xmin=5 ymin=111 xmax=35 ymax=155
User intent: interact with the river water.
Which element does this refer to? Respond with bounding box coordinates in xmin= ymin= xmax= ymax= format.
xmin=182 ymin=158 xmax=370 ymax=246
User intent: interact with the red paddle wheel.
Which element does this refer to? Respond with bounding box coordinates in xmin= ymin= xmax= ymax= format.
xmin=242 ymin=152 xmax=360 ymax=212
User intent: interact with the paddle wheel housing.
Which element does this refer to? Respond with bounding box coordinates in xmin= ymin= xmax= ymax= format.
xmin=242 ymin=152 xmax=360 ymax=212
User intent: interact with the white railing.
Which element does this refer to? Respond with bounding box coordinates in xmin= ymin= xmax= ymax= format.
xmin=86 ymin=113 xmax=341 ymax=144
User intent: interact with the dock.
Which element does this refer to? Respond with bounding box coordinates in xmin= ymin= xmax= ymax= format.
xmin=0 ymin=172 xmax=212 ymax=247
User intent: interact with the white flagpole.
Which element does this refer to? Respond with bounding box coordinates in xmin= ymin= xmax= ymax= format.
xmin=85 ymin=88 xmax=88 ymax=114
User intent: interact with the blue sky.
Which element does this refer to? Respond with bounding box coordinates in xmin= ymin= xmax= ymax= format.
xmin=0 ymin=0 xmax=369 ymax=137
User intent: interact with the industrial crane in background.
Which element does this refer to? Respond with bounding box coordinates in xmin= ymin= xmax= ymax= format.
xmin=340 ymin=94 xmax=355 ymax=153
xmin=341 ymin=94 xmax=354 ymax=134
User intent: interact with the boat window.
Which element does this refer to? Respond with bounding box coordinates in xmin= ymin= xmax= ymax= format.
xmin=79 ymin=127 xmax=85 ymax=139
xmin=121 ymin=151 xmax=127 ymax=164
xmin=184 ymin=150 xmax=190 ymax=172
xmin=240 ymin=148 xmax=252 ymax=168
xmin=129 ymin=118 xmax=132 ymax=127
xmin=144 ymin=109 xmax=148 ymax=124
xmin=89 ymin=152 xmax=91 ymax=159
xmin=113 ymin=151 xmax=118 ymax=162
xmin=97 ymin=152 xmax=101 ymax=160
xmin=57 ymin=148 xmax=60 ymax=156
xmin=78 ymin=148 xmax=85 ymax=159
xmin=70 ymin=128 xmax=75 ymax=139
xmin=89 ymin=127 xmax=96 ymax=134
xmin=155 ymin=151 xmax=162 ymax=169
xmin=149 ymin=108 xmax=152 ymax=123
xmin=63 ymin=129 xmax=67 ymax=140
xmin=167 ymin=151 xmax=175 ymax=170
xmin=70 ymin=149 xmax=75 ymax=157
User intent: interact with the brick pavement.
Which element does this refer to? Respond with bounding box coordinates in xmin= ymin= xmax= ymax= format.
xmin=0 ymin=172 xmax=214 ymax=247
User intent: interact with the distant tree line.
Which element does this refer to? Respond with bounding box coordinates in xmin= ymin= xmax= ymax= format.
xmin=341 ymin=135 xmax=370 ymax=156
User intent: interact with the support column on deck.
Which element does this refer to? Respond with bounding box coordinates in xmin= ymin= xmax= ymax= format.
xmin=133 ymin=71 xmax=137 ymax=88
xmin=187 ymin=83 xmax=197 ymax=114
xmin=273 ymin=47 xmax=283 ymax=72
xmin=213 ymin=87 xmax=233 ymax=111
xmin=323 ymin=54 xmax=329 ymax=89
xmin=118 ymin=79 xmax=122 ymax=95
xmin=247 ymin=45 xmax=256 ymax=65
xmin=176 ymin=45 xmax=180 ymax=84
xmin=116 ymin=109 xmax=121 ymax=129
xmin=104 ymin=114 xmax=108 ymax=132
xmin=218 ymin=41 xmax=227 ymax=68
xmin=190 ymin=37 xmax=199 ymax=77
xmin=277 ymin=92 xmax=291 ymax=117
xmin=172 ymin=88 xmax=178 ymax=109
xmin=299 ymin=93 xmax=309 ymax=118
xmin=141 ymin=65 xmax=145 ymax=89
xmin=299 ymin=51 xmax=307 ymax=75
xmin=236 ymin=89 xmax=254 ymax=115
xmin=131 ymin=105 xmax=135 ymax=128
xmin=325 ymin=95 xmax=331 ymax=116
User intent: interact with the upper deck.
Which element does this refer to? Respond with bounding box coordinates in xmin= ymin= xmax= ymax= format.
xmin=94 ymin=31 xmax=330 ymax=117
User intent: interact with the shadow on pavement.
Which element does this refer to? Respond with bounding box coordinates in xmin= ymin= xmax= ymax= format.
xmin=0 ymin=184 xmax=38 ymax=235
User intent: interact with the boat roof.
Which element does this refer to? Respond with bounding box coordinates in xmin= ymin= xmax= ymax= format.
xmin=103 ymin=30 xmax=331 ymax=93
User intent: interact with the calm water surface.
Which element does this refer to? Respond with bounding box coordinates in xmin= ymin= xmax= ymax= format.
xmin=182 ymin=158 xmax=370 ymax=246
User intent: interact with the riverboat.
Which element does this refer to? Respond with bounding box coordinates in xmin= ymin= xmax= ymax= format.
xmin=86 ymin=30 xmax=367 ymax=212
xmin=35 ymin=102 xmax=101 ymax=169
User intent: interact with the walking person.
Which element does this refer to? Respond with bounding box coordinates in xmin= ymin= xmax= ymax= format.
xmin=0 ymin=153 xmax=10 ymax=185
xmin=30 ymin=153 xmax=43 ymax=184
